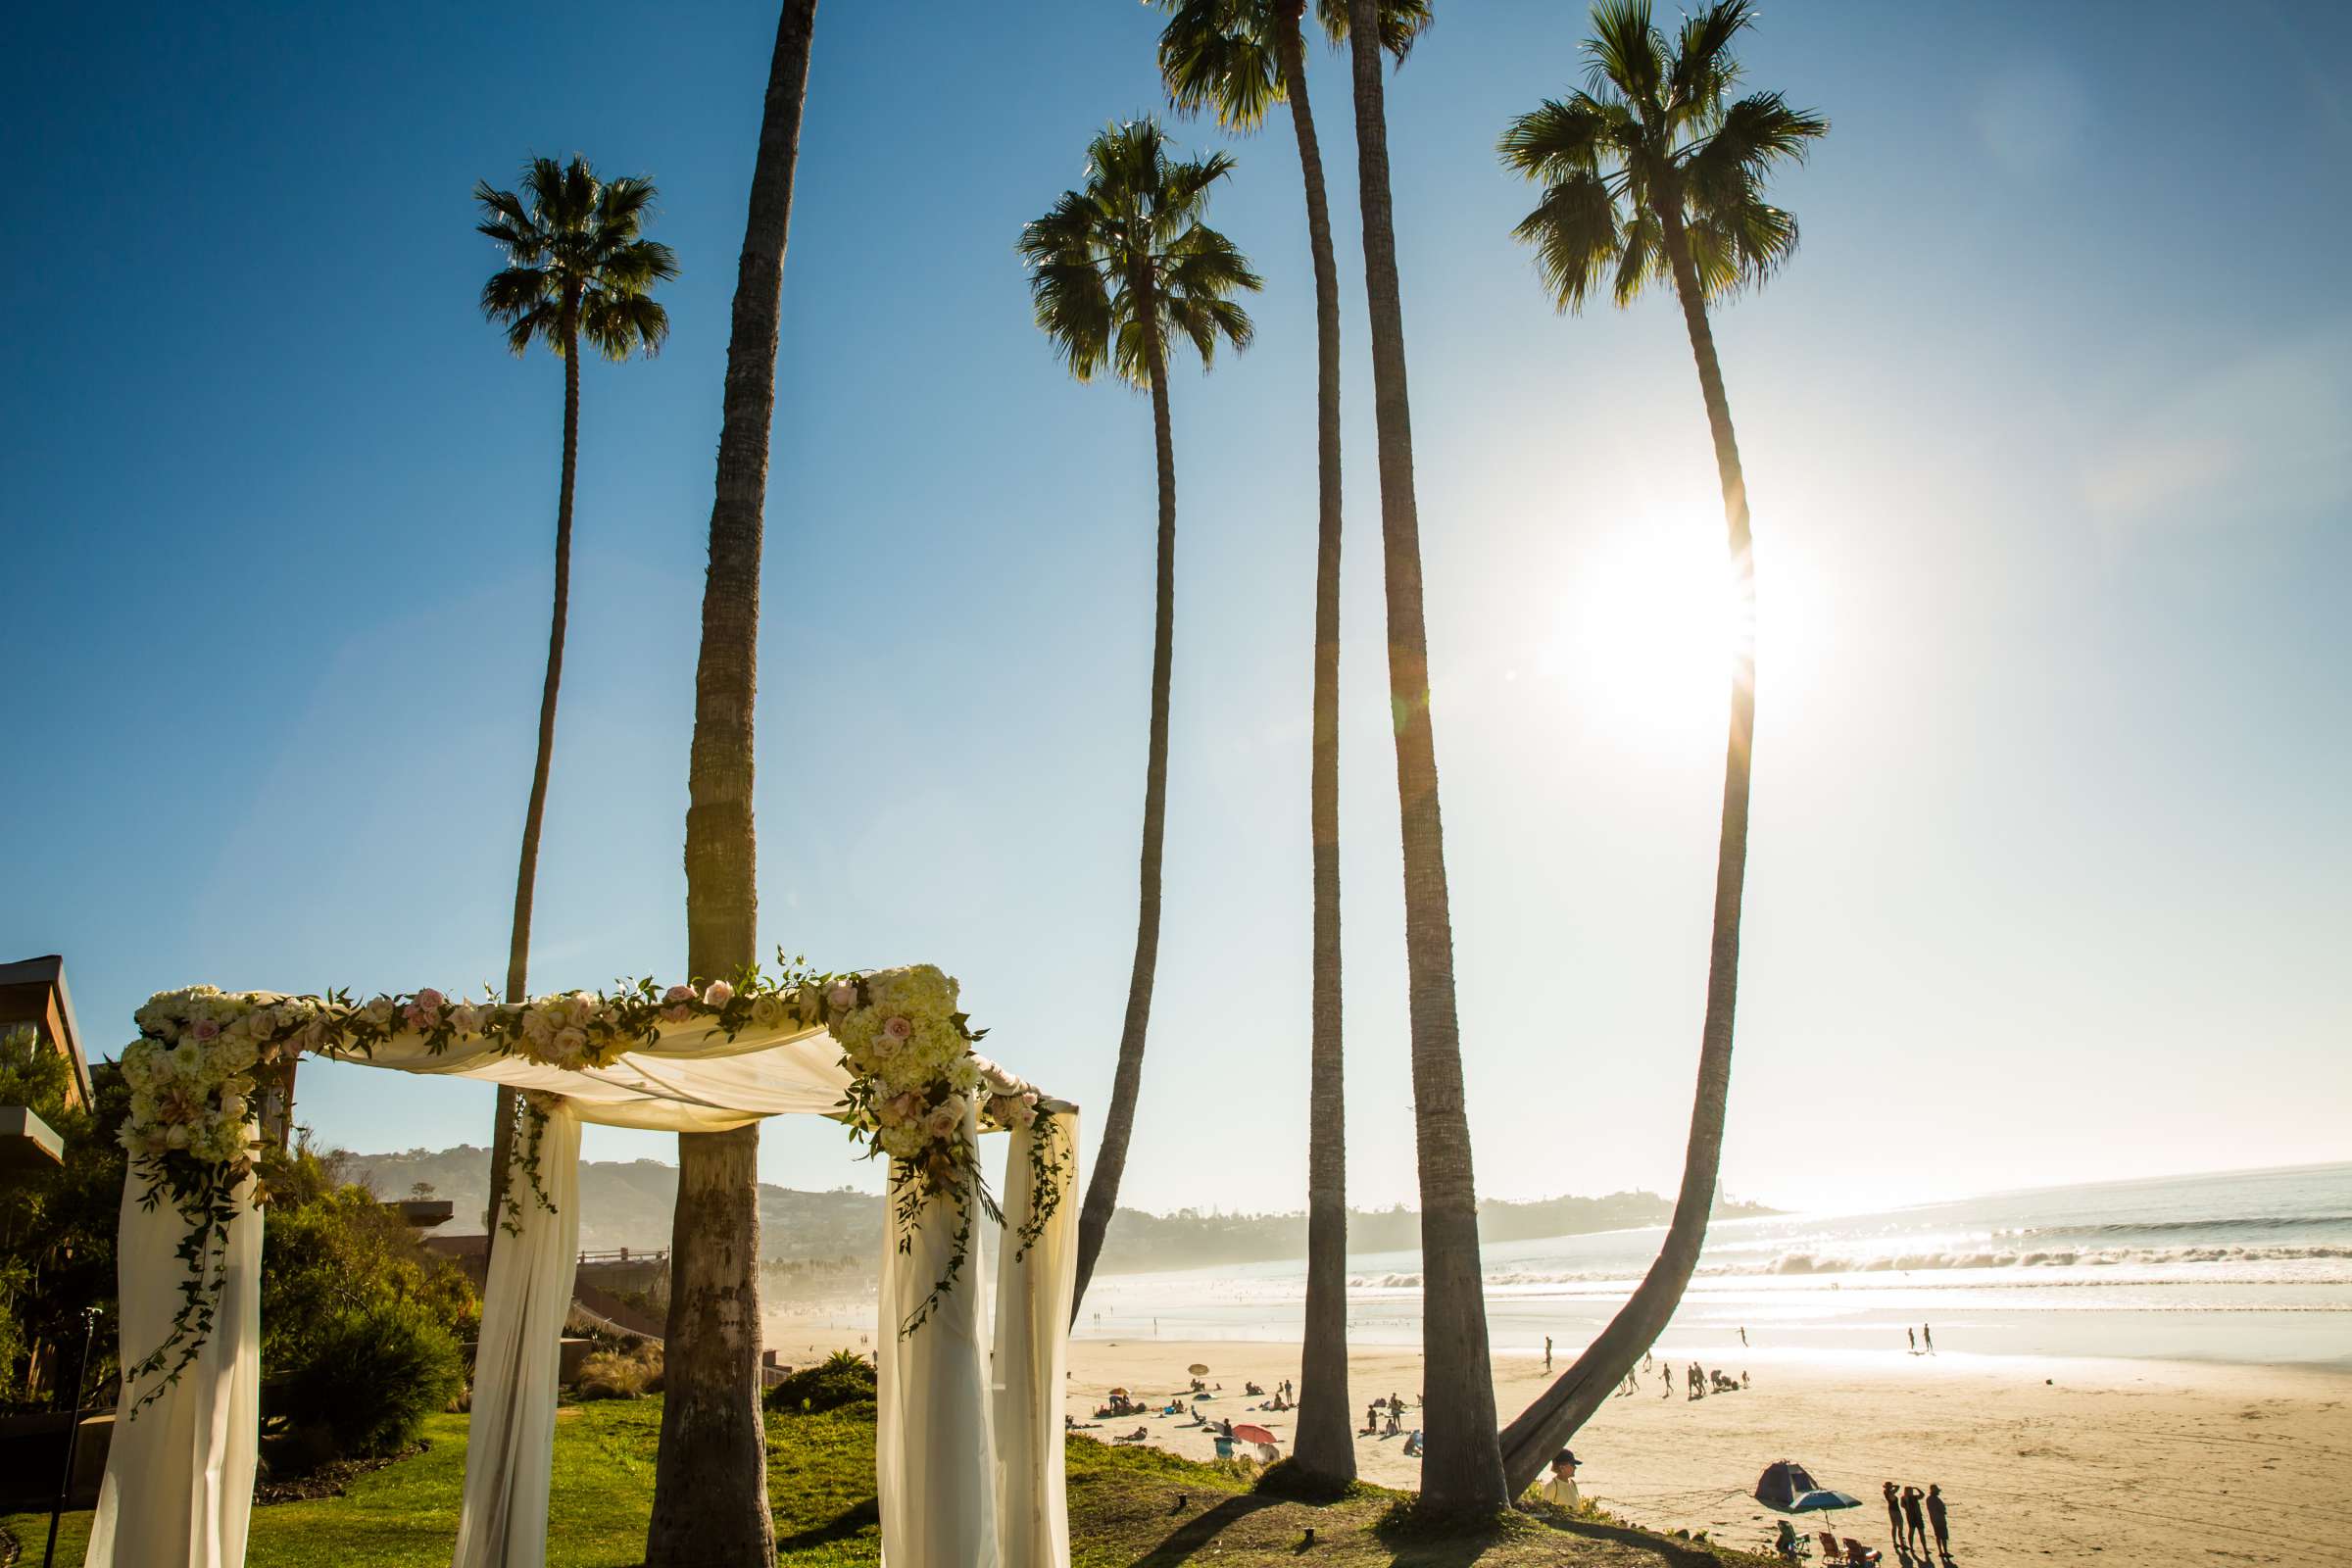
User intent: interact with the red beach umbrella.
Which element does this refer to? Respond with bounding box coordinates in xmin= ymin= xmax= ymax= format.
xmin=1230 ymin=1423 xmax=1277 ymax=1446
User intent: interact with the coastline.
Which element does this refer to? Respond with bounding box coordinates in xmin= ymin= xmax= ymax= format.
xmin=1057 ymin=1336 xmax=2352 ymax=1568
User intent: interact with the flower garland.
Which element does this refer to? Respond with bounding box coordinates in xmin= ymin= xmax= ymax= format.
xmin=116 ymin=958 xmax=1068 ymax=1410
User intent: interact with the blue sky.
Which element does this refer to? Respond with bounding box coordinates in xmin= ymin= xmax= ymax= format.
xmin=3 ymin=1 xmax=2346 ymax=1219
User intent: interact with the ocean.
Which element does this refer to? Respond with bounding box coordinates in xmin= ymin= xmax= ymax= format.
xmin=1074 ymin=1161 xmax=2352 ymax=1369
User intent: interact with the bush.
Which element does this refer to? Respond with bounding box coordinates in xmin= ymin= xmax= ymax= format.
xmin=763 ymin=1348 xmax=876 ymax=1414
xmin=277 ymin=1300 xmax=464 ymax=1462
xmin=575 ymin=1343 xmax=663 ymax=1401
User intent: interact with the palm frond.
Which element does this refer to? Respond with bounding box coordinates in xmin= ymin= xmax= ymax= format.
xmin=1510 ymin=172 xmax=1624 ymax=314
xmin=1157 ymin=0 xmax=1285 ymax=132
xmin=1612 ymin=204 xmax=1672 ymax=306
xmin=1585 ymin=0 xmax=1664 ymax=106
xmin=581 ymin=291 xmax=671 ymax=361
xmin=1498 ymin=93 xmax=1629 ymax=180
xmin=1667 ymin=0 xmax=1753 ymax=116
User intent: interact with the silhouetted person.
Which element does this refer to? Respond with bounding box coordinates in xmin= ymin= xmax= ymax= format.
xmin=1922 ymin=1323 xmax=1934 ymax=1353
xmin=1901 ymin=1487 xmax=1929 ymax=1552
xmin=1906 ymin=1326 xmax=1916 ymax=1352
xmin=1740 ymin=1326 xmax=1748 ymax=1348
xmin=1883 ymin=1482 xmax=1904 ymax=1542
xmin=1927 ymin=1485 xmax=1950 ymax=1558
xmin=1660 ymin=1360 xmax=1673 ymax=1398
xmin=1544 ymin=1335 xmax=1553 ymax=1372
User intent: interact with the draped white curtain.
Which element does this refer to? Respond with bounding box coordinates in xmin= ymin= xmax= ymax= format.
xmin=992 ymin=1109 xmax=1080 ymax=1568
xmin=875 ymin=1106 xmax=1081 ymax=1568
xmin=86 ymin=1153 xmax=263 ymax=1568
xmin=451 ymin=1099 xmax=581 ymax=1568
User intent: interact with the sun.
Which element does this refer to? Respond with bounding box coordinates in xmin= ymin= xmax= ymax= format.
xmin=1548 ymin=508 xmax=1753 ymax=749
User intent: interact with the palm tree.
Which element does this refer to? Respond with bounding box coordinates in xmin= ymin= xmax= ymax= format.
xmin=1152 ymin=0 xmax=1427 ymax=1490
xmin=642 ymin=5 xmax=816 ymax=1563
xmin=1338 ymin=0 xmax=1508 ymax=1512
xmin=1492 ymin=0 xmax=1824 ymax=1494
xmin=1019 ymin=119 xmax=1260 ymax=1315
xmin=474 ymin=157 xmax=675 ymax=1248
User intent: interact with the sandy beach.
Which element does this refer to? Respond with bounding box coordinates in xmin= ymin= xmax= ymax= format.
xmin=1063 ymin=1340 xmax=2351 ymax=1567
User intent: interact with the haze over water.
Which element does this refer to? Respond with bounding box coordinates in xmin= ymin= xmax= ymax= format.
xmin=1077 ymin=1162 xmax=2352 ymax=1369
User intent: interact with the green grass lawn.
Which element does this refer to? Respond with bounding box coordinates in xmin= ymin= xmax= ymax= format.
xmin=7 ymin=1399 xmax=1768 ymax=1567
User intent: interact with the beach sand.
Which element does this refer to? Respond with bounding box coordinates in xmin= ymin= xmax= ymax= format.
xmin=1060 ymin=1338 xmax=2352 ymax=1567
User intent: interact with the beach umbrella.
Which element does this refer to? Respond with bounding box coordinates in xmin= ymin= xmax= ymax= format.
xmin=1108 ymin=1387 xmax=1129 ymax=1398
xmin=1230 ymin=1423 xmax=1277 ymax=1446
xmin=1755 ymin=1460 xmax=1863 ymax=1515
xmin=1188 ymin=1363 xmax=1210 ymax=1376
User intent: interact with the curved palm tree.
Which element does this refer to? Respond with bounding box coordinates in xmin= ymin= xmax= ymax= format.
xmin=1338 ymin=0 xmax=1510 ymax=1512
xmin=645 ymin=7 xmax=818 ymax=1565
xmin=1019 ymin=119 xmax=1260 ymax=1316
xmin=1153 ymin=0 xmax=1428 ymax=1489
xmin=474 ymin=156 xmax=675 ymax=1244
xmin=1493 ymin=0 xmax=1824 ymax=1494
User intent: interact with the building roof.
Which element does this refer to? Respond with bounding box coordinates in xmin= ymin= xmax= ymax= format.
xmin=0 ymin=956 xmax=93 ymax=1105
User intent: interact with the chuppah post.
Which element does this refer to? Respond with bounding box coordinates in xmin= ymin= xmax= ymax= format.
xmin=993 ymin=1107 xmax=1081 ymax=1568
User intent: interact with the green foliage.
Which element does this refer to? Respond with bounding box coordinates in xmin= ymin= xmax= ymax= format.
xmin=574 ymin=1342 xmax=662 ymax=1400
xmin=0 ymin=1034 xmax=126 ymax=1407
xmin=276 ymin=1299 xmax=464 ymax=1461
xmin=475 ymin=155 xmax=678 ymax=361
xmin=1497 ymin=0 xmax=1827 ymax=311
xmin=1017 ymin=119 xmax=1261 ymax=389
xmin=763 ymin=1348 xmax=877 ymax=1415
xmin=258 ymin=1142 xmax=478 ymax=1373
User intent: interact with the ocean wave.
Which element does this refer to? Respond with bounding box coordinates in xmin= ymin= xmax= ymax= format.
xmin=1993 ymin=1214 xmax=2352 ymax=1239
xmin=1758 ymin=1243 xmax=2352 ymax=1276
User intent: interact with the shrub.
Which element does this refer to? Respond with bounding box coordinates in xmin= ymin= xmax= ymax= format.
xmin=575 ymin=1343 xmax=663 ymax=1401
xmin=278 ymin=1300 xmax=464 ymax=1461
xmin=763 ymin=1348 xmax=876 ymax=1414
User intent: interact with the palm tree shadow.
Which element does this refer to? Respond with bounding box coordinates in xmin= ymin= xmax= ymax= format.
xmin=1548 ymin=1516 xmax=1731 ymax=1568
xmin=1129 ymin=1493 xmax=1288 ymax=1565
xmin=772 ymin=1496 xmax=879 ymax=1554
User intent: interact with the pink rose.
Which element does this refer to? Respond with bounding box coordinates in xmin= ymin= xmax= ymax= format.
xmin=826 ymin=980 xmax=858 ymax=1010
xmin=883 ymin=1015 xmax=913 ymax=1041
xmin=662 ymin=1004 xmax=692 ymax=1025
xmin=924 ymin=1104 xmax=960 ymax=1140
xmin=404 ymin=1002 xmax=440 ymax=1030
xmin=191 ymin=1018 xmax=221 ymax=1042
xmin=703 ymin=980 xmax=735 ymax=1007
xmin=663 ymin=984 xmax=696 ymax=1005
xmin=415 ymin=989 xmax=446 ymax=1011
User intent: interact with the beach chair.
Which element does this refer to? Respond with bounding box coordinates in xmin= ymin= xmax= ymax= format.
xmin=1841 ymin=1539 xmax=1884 ymax=1566
xmin=1817 ymin=1531 xmax=1847 ymax=1563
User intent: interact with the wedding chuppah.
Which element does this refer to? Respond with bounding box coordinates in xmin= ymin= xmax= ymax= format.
xmin=86 ymin=963 xmax=1080 ymax=1568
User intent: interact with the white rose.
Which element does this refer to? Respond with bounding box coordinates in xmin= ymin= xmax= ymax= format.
xmin=751 ymin=995 xmax=786 ymax=1029
xmin=450 ymin=1004 xmax=480 ymax=1035
xmin=165 ymin=1124 xmax=191 ymax=1150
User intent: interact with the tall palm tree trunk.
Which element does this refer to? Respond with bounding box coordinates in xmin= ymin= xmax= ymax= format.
xmin=645 ymin=5 xmax=815 ymax=1563
xmin=1344 ymin=0 xmax=1505 ymax=1512
xmin=1495 ymin=202 xmax=1755 ymax=1496
xmin=1070 ymin=270 xmax=1180 ymax=1315
xmin=1278 ymin=3 xmax=1354 ymax=1488
xmin=486 ymin=299 xmax=581 ymax=1251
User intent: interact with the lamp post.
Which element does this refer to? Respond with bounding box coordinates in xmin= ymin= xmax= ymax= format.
xmin=43 ymin=1303 xmax=101 ymax=1568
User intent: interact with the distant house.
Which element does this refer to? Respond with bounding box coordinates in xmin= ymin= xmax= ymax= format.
xmin=0 ymin=954 xmax=92 ymax=1109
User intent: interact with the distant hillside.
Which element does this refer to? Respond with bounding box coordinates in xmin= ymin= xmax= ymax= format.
xmin=1095 ymin=1189 xmax=1777 ymax=1274
xmin=341 ymin=1144 xmax=877 ymax=1261
xmin=343 ymin=1145 xmax=1770 ymax=1274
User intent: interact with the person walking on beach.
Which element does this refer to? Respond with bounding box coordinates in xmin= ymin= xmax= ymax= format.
xmin=1900 ymin=1486 xmax=1930 ymax=1553
xmin=1883 ymin=1482 xmax=1903 ymax=1543
xmin=1740 ymin=1326 xmax=1748 ymax=1348
xmin=1926 ymin=1485 xmax=1950 ymax=1559
xmin=1661 ymin=1360 xmax=1674 ymax=1398
xmin=1922 ymin=1323 xmax=1934 ymax=1353
xmin=1544 ymin=1335 xmax=1553 ymax=1373
xmin=1906 ymin=1326 xmax=1916 ymax=1352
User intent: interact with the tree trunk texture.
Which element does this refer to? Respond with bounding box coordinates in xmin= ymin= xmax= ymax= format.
xmin=1344 ymin=0 xmax=1506 ymax=1512
xmin=487 ymin=301 xmax=582 ymax=1257
xmin=1495 ymin=201 xmax=1756 ymax=1496
xmin=1281 ymin=3 xmax=1354 ymax=1489
xmin=1070 ymin=267 xmax=1181 ymax=1317
xmin=646 ymin=4 xmax=815 ymax=1563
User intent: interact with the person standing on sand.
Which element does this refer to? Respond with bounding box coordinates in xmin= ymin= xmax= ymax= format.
xmin=1883 ymin=1481 xmax=1903 ymax=1542
xmin=1923 ymin=1323 xmax=1934 ymax=1353
xmin=1544 ymin=1334 xmax=1553 ymax=1372
xmin=1661 ymin=1360 xmax=1674 ymax=1398
xmin=1926 ymin=1485 xmax=1950 ymax=1558
xmin=1900 ymin=1486 xmax=1930 ymax=1552
xmin=1907 ymin=1327 xmax=1916 ymax=1352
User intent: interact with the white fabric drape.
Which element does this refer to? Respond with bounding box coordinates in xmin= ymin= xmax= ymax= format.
xmin=86 ymin=1155 xmax=263 ymax=1568
xmin=991 ymin=1109 xmax=1080 ymax=1568
xmin=451 ymin=1099 xmax=582 ymax=1568
xmin=876 ymin=1102 xmax=999 ymax=1567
